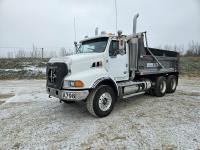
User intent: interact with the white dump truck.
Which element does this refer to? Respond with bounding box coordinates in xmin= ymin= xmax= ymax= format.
xmin=46 ymin=14 xmax=179 ymax=117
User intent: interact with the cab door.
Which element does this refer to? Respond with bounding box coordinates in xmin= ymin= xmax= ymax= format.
xmin=108 ymin=40 xmax=129 ymax=81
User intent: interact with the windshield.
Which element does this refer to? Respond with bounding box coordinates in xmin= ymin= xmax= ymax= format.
xmin=78 ymin=37 xmax=108 ymax=53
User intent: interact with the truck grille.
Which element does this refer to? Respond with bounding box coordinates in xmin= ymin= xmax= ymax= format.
xmin=46 ymin=62 xmax=68 ymax=89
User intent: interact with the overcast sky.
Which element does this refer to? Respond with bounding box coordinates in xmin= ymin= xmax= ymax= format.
xmin=0 ymin=0 xmax=200 ymax=50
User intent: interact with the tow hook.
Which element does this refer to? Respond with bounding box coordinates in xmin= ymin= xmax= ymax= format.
xmin=49 ymin=95 xmax=52 ymax=98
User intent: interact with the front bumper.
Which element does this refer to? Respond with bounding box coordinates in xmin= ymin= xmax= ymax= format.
xmin=47 ymin=87 xmax=89 ymax=101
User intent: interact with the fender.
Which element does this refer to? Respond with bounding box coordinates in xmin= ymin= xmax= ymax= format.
xmin=91 ymin=77 xmax=119 ymax=96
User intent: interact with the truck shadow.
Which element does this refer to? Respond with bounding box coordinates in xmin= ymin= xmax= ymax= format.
xmin=59 ymin=101 xmax=92 ymax=119
xmin=58 ymin=94 xmax=153 ymax=118
xmin=114 ymin=94 xmax=151 ymax=111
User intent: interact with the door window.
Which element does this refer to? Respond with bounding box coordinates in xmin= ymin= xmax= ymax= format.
xmin=109 ymin=40 xmax=119 ymax=56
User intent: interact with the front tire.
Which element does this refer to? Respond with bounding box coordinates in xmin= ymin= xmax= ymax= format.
xmin=86 ymin=85 xmax=115 ymax=117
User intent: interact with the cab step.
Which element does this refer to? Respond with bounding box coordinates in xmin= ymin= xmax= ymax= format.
xmin=122 ymin=91 xmax=145 ymax=99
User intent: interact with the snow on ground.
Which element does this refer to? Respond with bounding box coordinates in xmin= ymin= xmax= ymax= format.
xmin=0 ymin=78 xmax=200 ymax=149
xmin=0 ymin=66 xmax=46 ymax=75
xmin=23 ymin=66 xmax=46 ymax=74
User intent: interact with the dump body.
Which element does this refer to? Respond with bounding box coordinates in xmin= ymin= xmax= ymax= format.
xmin=128 ymin=33 xmax=179 ymax=78
xmin=137 ymin=47 xmax=179 ymax=75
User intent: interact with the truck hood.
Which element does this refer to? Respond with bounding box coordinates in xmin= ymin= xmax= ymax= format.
xmin=49 ymin=53 xmax=104 ymax=63
xmin=69 ymin=53 xmax=103 ymax=63
xmin=49 ymin=53 xmax=105 ymax=75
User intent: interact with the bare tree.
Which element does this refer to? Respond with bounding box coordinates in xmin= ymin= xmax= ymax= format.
xmin=66 ymin=49 xmax=74 ymax=56
xmin=59 ymin=47 xmax=67 ymax=56
xmin=177 ymin=44 xmax=185 ymax=56
xmin=163 ymin=44 xmax=172 ymax=50
xmin=15 ymin=49 xmax=26 ymax=58
xmin=49 ymin=50 xmax=57 ymax=58
xmin=185 ymin=41 xmax=200 ymax=56
xmin=7 ymin=51 xmax=14 ymax=58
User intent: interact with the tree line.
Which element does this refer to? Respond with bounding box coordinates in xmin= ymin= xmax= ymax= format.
xmin=157 ymin=41 xmax=200 ymax=56
xmin=2 ymin=41 xmax=200 ymax=58
xmin=4 ymin=46 xmax=75 ymax=59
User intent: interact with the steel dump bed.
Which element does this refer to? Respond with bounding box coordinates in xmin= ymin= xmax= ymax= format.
xmin=137 ymin=47 xmax=179 ymax=75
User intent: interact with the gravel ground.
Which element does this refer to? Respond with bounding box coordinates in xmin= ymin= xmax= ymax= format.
xmin=0 ymin=78 xmax=200 ymax=150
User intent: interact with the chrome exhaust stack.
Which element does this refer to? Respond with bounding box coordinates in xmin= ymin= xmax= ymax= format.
xmin=133 ymin=13 xmax=139 ymax=35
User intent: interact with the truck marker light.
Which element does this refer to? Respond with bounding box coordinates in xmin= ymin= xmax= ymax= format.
xmin=74 ymin=80 xmax=84 ymax=87
xmin=63 ymin=80 xmax=84 ymax=88
xmin=107 ymin=33 xmax=113 ymax=36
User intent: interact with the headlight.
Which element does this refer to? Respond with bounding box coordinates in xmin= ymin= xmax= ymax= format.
xmin=63 ymin=80 xmax=84 ymax=89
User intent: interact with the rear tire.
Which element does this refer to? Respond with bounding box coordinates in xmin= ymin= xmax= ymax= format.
xmin=153 ymin=76 xmax=167 ymax=97
xmin=86 ymin=85 xmax=115 ymax=117
xmin=166 ymin=75 xmax=177 ymax=93
xmin=146 ymin=89 xmax=155 ymax=96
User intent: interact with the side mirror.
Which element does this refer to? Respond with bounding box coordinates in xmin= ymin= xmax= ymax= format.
xmin=113 ymin=49 xmax=125 ymax=56
xmin=118 ymin=39 xmax=125 ymax=50
xmin=109 ymin=40 xmax=125 ymax=57
xmin=118 ymin=39 xmax=126 ymax=55
xmin=113 ymin=49 xmax=120 ymax=57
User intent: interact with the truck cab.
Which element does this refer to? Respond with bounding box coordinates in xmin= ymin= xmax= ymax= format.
xmin=46 ymin=15 xmax=179 ymax=117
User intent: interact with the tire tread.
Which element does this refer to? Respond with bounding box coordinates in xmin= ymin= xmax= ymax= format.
xmin=154 ymin=76 xmax=167 ymax=97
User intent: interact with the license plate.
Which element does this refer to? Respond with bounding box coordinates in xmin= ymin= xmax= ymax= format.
xmin=64 ymin=92 xmax=76 ymax=99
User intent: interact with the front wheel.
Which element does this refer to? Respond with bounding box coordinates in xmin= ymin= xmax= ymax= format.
xmin=86 ymin=85 xmax=116 ymax=117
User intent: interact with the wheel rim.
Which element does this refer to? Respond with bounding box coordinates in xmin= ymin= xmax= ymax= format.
xmin=160 ymin=80 xmax=166 ymax=93
xmin=171 ymin=78 xmax=177 ymax=90
xmin=98 ymin=92 xmax=112 ymax=111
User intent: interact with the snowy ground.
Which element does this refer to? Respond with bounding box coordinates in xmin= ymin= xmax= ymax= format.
xmin=0 ymin=66 xmax=46 ymax=74
xmin=0 ymin=78 xmax=200 ymax=149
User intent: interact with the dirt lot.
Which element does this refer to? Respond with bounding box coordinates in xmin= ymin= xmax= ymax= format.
xmin=0 ymin=78 xmax=200 ymax=149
